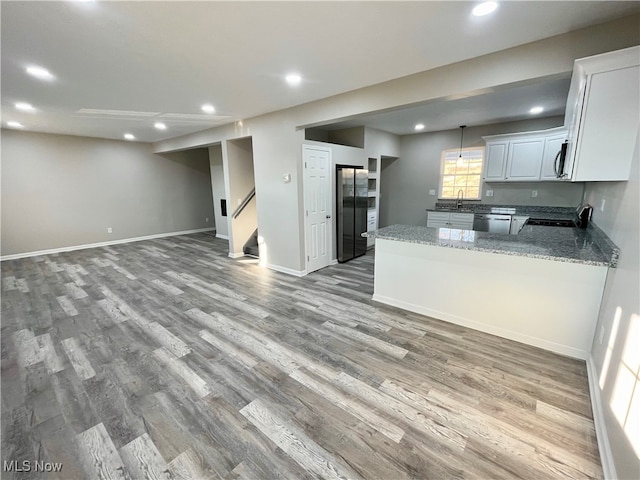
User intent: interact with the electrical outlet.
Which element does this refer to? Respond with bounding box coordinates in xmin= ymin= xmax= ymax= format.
xmin=428 ymin=189 xmax=436 ymax=196
xmin=107 ymin=227 xmax=113 ymax=234
xmin=531 ymin=190 xmax=538 ymax=198
xmin=600 ymin=198 xmax=606 ymax=212
xmin=599 ymin=326 xmax=605 ymax=344
xmin=205 ymin=217 xmax=209 ymax=223
xmin=486 ymin=189 xmax=494 ymax=197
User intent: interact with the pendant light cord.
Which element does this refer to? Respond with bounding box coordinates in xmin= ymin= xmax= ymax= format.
xmin=458 ymin=125 xmax=466 ymax=159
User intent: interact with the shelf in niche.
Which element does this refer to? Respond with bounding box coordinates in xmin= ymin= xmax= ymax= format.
xmin=368 ymin=157 xmax=378 ymax=174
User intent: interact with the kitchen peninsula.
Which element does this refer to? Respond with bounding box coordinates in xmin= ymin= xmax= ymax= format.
xmin=367 ymin=222 xmax=618 ymax=360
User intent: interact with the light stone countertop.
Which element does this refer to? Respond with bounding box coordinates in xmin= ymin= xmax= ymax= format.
xmin=366 ymin=223 xmax=619 ymax=267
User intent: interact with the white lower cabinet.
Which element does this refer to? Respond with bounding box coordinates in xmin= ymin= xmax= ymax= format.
xmin=367 ymin=210 xmax=377 ymax=247
xmin=427 ymin=211 xmax=474 ymax=229
xmin=510 ymin=216 xmax=529 ymax=234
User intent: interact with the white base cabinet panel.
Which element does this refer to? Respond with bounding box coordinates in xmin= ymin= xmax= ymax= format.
xmin=373 ymin=238 xmax=607 ymax=359
xmin=427 ymin=211 xmax=473 ymax=229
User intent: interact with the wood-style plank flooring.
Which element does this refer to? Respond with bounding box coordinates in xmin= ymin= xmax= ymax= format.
xmin=1 ymin=233 xmax=602 ymax=479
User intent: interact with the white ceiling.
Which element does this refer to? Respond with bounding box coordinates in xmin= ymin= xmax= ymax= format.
xmin=2 ymin=1 xmax=639 ymax=142
xmin=318 ymin=75 xmax=573 ymax=134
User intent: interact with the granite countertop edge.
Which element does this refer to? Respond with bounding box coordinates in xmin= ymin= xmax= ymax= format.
xmin=366 ymin=224 xmax=618 ymax=268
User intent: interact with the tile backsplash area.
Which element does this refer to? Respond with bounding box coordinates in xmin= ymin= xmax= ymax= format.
xmin=479 ymin=181 xmax=585 ymax=207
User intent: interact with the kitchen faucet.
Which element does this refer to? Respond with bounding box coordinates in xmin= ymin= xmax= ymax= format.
xmin=456 ymin=189 xmax=464 ymax=209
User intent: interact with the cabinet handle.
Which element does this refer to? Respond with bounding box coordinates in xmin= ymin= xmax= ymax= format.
xmin=553 ymin=150 xmax=561 ymax=177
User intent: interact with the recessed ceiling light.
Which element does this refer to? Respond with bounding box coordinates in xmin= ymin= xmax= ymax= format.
xmin=415 ymin=123 xmax=425 ymax=131
xmin=285 ymin=73 xmax=302 ymax=86
xmin=472 ymin=1 xmax=498 ymax=16
xmin=154 ymin=122 xmax=167 ymax=130
xmin=7 ymin=121 xmax=24 ymax=128
xmin=15 ymin=102 xmax=36 ymax=112
xmin=529 ymin=106 xmax=544 ymax=115
xmin=26 ymin=65 xmax=54 ymax=80
xmin=124 ymin=133 xmax=135 ymax=140
xmin=201 ymin=104 xmax=215 ymax=114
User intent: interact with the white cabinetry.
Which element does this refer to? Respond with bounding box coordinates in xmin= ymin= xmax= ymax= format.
xmin=563 ymin=46 xmax=639 ymax=182
xmin=510 ymin=215 xmax=529 ymax=234
xmin=367 ymin=210 xmax=377 ymax=247
xmin=506 ymin=139 xmax=544 ymax=181
xmin=427 ymin=211 xmax=474 ymax=229
xmin=540 ymin=133 xmax=567 ymax=180
xmin=483 ymin=127 xmax=566 ymax=182
xmin=484 ymin=142 xmax=508 ymax=180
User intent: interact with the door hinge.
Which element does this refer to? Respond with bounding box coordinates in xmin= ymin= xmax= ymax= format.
xmin=305 ymin=162 xmax=307 ymax=168
xmin=307 ymin=255 xmax=309 ymax=261
xmin=306 ymin=210 xmax=308 ymax=216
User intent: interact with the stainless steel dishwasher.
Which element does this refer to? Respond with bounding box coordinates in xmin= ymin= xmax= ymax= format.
xmin=472 ymin=213 xmax=512 ymax=234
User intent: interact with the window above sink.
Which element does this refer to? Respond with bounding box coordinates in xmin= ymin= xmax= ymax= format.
xmin=439 ymin=147 xmax=484 ymax=200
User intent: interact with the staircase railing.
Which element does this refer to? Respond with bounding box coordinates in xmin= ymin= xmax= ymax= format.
xmin=232 ymin=187 xmax=256 ymax=219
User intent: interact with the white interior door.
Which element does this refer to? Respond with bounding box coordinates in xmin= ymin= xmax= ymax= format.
xmin=303 ymin=145 xmax=331 ymax=274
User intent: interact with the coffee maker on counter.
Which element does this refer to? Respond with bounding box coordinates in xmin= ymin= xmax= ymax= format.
xmin=576 ymin=204 xmax=593 ymax=229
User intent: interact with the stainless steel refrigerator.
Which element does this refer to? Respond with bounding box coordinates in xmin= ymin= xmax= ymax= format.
xmin=337 ymin=166 xmax=368 ymax=263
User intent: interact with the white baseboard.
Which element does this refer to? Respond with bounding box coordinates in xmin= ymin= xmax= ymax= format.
xmin=587 ymin=356 xmax=617 ymax=480
xmin=0 ymin=228 xmax=216 ymax=261
xmin=267 ymin=263 xmax=306 ymax=277
xmin=215 ymin=233 xmax=229 ymax=240
xmin=228 ymin=252 xmax=245 ymax=259
xmin=372 ymin=293 xmax=588 ymax=360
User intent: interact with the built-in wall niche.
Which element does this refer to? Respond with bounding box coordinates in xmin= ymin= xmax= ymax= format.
xmin=368 ymin=157 xmax=377 ymax=174
xmin=304 ymin=126 xmax=365 ymax=148
xmin=367 ymin=157 xmax=378 ymax=211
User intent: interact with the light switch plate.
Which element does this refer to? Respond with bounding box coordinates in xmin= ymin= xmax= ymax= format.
xmin=428 ymin=189 xmax=436 ymax=196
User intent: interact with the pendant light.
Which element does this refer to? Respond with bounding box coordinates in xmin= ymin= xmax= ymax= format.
xmin=458 ymin=125 xmax=466 ymax=160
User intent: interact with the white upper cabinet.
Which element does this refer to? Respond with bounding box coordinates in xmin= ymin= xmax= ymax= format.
xmin=506 ymin=138 xmax=545 ymax=180
xmin=563 ymin=46 xmax=639 ymax=182
xmin=484 ymin=142 xmax=508 ymax=180
xmin=540 ymin=133 xmax=567 ymax=180
xmin=483 ymin=127 xmax=566 ymax=182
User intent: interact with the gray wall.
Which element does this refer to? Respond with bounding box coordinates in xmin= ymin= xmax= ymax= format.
xmin=1 ymin=129 xmax=214 ymax=257
xmin=364 ymin=127 xmax=400 ymax=160
xmin=584 ymin=134 xmax=639 ymax=480
xmin=208 ymin=144 xmax=228 ymax=238
xmin=225 ymin=137 xmax=256 ymax=256
xmin=380 ymin=116 xmax=586 ymax=227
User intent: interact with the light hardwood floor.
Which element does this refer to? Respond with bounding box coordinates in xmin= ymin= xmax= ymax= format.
xmin=1 ymin=233 xmax=602 ymax=479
